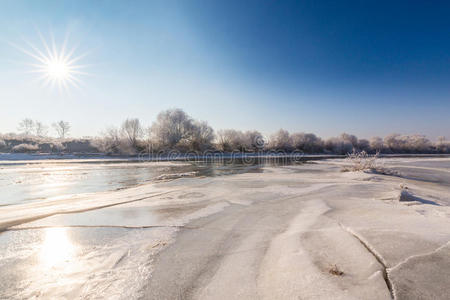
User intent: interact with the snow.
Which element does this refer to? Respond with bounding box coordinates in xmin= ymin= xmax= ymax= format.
xmin=0 ymin=157 xmax=449 ymax=299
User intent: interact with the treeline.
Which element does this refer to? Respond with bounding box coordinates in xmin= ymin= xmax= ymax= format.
xmin=1 ymin=108 xmax=449 ymax=154
xmin=93 ymin=108 xmax=450 ymax=155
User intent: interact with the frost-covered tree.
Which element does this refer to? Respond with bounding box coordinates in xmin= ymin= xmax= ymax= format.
xmin=269 ymin=129 xmax=292 ymax=151
xmin=291 ymin=132 xmax=323 ymax=153
xmin=325 ymin=136 xmax=353 ymax=154
xmin=52 ymin=120 xmax=71 ymax=139
xmin=383 ymin=133 xmax=431 ymax=153
xmin=406 ymin=134 xmax=431 ymax=152
xmin=143 ymin=126 xmax=155 ymax=152
xmin=370 ymin=136 xmax=384 ymax=152
xmin=216 ymin=129 xmax=245 ymax=151
xmin=18 ymin=118 xmax=34 ymax=135
xmin=151 ymin=109 xmax=195 ymax=149
xmin=217 ymin=130 xmax=264 ymax=152
xmin=121 ymin=118 xmax=143 ymax=149
xmin=340 ymin=133 xmax=358 ymax=148
xmin=191 ymin=121 xmax=215 ymax=151
xmin=34 ymin=121 xmax=48 ymax=137
xmin=242 ymin=130 xmax=265 ymax=151
xmin=216 ymin=130 xmax=231 ymax=151
xmin=357 ymin=139 xmax=370 ymax=152
xmin=436 ymin=136 xmax=450 ymax=153
xmin=94 ymin=127 xmax=121 ymax=154
xmin=383 ymin=133 xmax=402 ymax=152
xmin=150 ymin=108 xmax=214 ymax=151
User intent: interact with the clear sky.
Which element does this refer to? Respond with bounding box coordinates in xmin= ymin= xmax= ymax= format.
xmin=1 ymin=0 xmax=449 ymax=139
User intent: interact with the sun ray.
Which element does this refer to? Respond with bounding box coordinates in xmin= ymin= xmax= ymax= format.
xmin=37 ymin=29 xmax=54 ymax=61
xmin=66 ymin=50 xmax=91 ymax=66
xmin=60 ymin=31 xmax=70 ymax=61
xmin=66 ymin=76 xmax=81 ymax=90
xmin=63 ymin=44 xmax=78 ymax=63
xmin=22 ymin=39 xmax=49 ymax=63
xmin=9 ymin=41 xmax=48 ymax=65
xmin=50 ymin=31 xmax=58 ymax=61
xmin=70 ymin=70 xmax=90 ymax=76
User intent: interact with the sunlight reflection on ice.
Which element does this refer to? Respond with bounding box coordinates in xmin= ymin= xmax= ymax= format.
xmin=40 ymin=228 xmax=75 ymax=268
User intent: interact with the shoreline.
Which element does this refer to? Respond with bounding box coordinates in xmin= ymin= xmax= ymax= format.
xmin=1 ymin=152 xmax=449 ymax=164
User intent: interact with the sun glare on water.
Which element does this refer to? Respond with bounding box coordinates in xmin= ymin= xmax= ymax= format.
xmin=12 ymin=30 xmax=89 ymax=92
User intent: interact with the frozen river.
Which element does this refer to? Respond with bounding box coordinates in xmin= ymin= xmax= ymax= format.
xmin=0 ymin=157 xmax=265 ymax=207
xmin=0 ymin=156 xmax=449 ymax=299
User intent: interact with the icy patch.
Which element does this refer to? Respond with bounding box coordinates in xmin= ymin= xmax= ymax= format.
xmin=155 ymin=171 xmax=198 ymax=181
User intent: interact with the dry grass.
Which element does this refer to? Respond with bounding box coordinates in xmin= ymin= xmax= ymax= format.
xmin=329 ymin=264 xmax=344 ymax=276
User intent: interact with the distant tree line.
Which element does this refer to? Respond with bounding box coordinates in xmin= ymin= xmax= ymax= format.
xmin=91 ymin=108 xmax=450 ymax=155
xmin=1 ymin=108 xmax=449 ymax=154
xmin=17 ymin=118 xmax=71 ymax=139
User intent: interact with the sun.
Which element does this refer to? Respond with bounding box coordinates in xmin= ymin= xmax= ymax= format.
xmin=11 ymin=30 xmax=89 ymax=92
xmin=47 ymin=59 xmax=70 ymax=79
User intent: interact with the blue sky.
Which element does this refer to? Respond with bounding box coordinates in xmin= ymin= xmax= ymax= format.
xmin=1 ymin=0 xmax=449 ymax=139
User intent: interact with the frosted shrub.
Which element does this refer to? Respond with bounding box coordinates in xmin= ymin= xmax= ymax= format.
xmin=12 ymin=143 xmax=39 ymax=153
xmin=342 ymin=150 xmax=379 ymax=172
xmin=0 ymin=139 xmax=6 ymax=150
xmin=51 ymin=142 xmax=65 ymax=152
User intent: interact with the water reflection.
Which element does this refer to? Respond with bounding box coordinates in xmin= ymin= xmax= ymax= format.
xmin=1 ymin=159 xmax=305 ymax=207
xmin=40 ymin=227 xmax=75 ymax=268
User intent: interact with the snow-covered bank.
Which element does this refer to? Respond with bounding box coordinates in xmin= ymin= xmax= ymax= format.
xmin=0 ymin=158 xmax=449 ymax=299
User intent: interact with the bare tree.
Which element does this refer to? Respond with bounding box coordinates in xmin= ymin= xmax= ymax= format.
xmin=53 ymin=120 xmax=71 ymax=139
xmin=34 ymin=121 xmax=48 ymax=137
xmin=121 ymin=118 xmax=143 ymax=148
xmin=18 ymin=118 xmax=34 ymax=135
